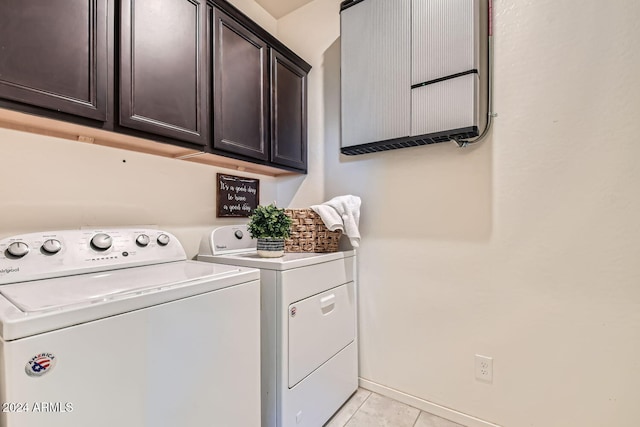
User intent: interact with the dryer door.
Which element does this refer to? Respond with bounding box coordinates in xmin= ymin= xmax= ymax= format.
xmin=288 ymin=281 xmax=355 ymax=387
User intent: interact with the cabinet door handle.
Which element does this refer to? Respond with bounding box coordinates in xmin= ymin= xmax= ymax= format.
xmin=320 ymin=294 xmax=336 ymax=314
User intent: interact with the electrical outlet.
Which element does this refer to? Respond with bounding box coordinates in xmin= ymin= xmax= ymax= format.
xmin=475 ymin=354 xmax=493 ymax=382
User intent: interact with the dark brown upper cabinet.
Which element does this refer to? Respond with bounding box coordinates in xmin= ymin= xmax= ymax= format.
xmin=0 ymin=0 xmax=310 ymax=175
xmin=0 ymin=0 xmax=108 ymax=121
xmin=212 ymin=7 xmax=269 ymax=161
xmin=270 ymin=49 xmax=308 ymax=171
xmin=120 ymin=0 xmax=208 ymax=147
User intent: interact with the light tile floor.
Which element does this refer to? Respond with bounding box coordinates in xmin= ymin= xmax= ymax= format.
xmin=325 ymin=389 xmax=466 ymax=427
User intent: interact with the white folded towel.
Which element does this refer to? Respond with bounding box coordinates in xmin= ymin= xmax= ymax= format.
xmin=311 ymin=195 xmax=361 ymax=248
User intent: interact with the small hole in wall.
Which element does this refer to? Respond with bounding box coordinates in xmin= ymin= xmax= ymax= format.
xmin=122 ymin=160 xmax=127 ymax=163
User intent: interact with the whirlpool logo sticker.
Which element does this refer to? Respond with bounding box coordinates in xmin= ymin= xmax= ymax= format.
xmin=25 ymin=353 xmax=57 ymax=377
xmin=0 ymin=267 xmax=19 ymax=275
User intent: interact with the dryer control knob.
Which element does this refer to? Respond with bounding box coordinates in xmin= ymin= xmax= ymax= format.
xmin=234 ymin=230 xmax=244 ymax=239
xmin=157 ymin=234 xmax=170 ymax=246
xmin=91 ymin=233 xmax=112 ymax=251
xmin=7 ymin=241 xmax=29 ymax=258
xmin=136 ymin=234 xmax=150 ymax=247
xmin=42 ymin=239 xmax=62 ymax=254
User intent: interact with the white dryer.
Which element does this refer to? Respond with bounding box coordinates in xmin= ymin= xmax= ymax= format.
xmin=198 ymin=225 xmax=358 ymax=427
xmin=0 ymin=228 xmax=261 ymax=427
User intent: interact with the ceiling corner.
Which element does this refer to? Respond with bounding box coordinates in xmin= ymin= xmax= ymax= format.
xmin=255 ymin=0 xmax=314 ymax=19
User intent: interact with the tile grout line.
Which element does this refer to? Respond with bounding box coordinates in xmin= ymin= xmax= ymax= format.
xmin=342 ymin=390 xmax=373 ymax=427
xmin=411 ymin=409 xmax=422 ymax=427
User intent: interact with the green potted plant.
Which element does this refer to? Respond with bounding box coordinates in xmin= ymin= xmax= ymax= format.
xmin=247 ymin=204 xmax=292 ymax=258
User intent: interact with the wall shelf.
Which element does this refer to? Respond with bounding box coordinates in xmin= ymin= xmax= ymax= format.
xmin=0 ymin=108 xmax=296 ymax=177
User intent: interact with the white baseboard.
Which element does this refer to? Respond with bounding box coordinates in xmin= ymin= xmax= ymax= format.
xmin=358 ymin=378 xmax=502 ymax=427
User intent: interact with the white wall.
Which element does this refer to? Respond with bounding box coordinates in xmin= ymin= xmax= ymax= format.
xmin=0 ymin=128 xmax=277 ymax=258
xmin=278 ymin=0 xmax=640 ymax=426
xmin=225 ymin=0 xmax=277 ymax=35
xmin=275 ymin=3 xmax=342 ymax=208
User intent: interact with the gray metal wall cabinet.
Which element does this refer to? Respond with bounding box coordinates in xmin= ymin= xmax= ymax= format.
xmin=340 ymin=0 xmax=489 ymax=155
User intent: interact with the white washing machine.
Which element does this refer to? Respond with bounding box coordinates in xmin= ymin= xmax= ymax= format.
xmin=0 ymin=228 xmax=261 ymax=427
xmin=198 ymin=225 xmax=358 ymax=427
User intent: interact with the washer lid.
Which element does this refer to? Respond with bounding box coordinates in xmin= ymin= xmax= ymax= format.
xmin=0 ymin=261 xmax=244 ymax=313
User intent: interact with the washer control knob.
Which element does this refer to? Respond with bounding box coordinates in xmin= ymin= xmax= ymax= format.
xmin=136 ymin=234 xmax=150 ymax=247
xmin=157 ymin=234 xmax=170 ymax=246
xmin=42 ymin=239 xmax=62 ymax=254
xmin=234 ymin=230 xmax=244 ymax=239
xmin=7 ymin=241 xmax=29 ymax=258
xmin=91 ymin=233 xmax=112 ymax=251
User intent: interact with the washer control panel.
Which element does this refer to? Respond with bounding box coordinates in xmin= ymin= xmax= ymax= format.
xmin=0 ymin=228 xmax=186 ymax=285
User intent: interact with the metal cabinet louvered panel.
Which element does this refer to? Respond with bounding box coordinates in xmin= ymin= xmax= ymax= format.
xmin=411 ymin=73 xmax=478 ymax=136
xmin=411 ymin=0 xmax=480 ymax=137
xmin=340 ymin=0 xmax=488 ymax=155
xmin=412 ymin=0 xmax=479 ymax=85
xmin=340 ymin=0 xmax=411 ymax=149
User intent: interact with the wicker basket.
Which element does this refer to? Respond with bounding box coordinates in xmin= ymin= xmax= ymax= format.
xmin=284 ymin=209 xmax=341 ymax=253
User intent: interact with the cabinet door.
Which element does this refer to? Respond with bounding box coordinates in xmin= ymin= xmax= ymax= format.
xmin=0 ymin=0 xmax=108 ymax=121
xmin=270 ymin=50 xmax=307 ymax=171
xmin=212 ymin=8 xmax=269 ymax=161
xmin=120 ymin=0 xmax=208 ymax=146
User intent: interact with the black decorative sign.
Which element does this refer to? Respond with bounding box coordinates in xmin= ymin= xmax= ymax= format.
xmin=216 ymin=173 xmax=260 ymax=217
